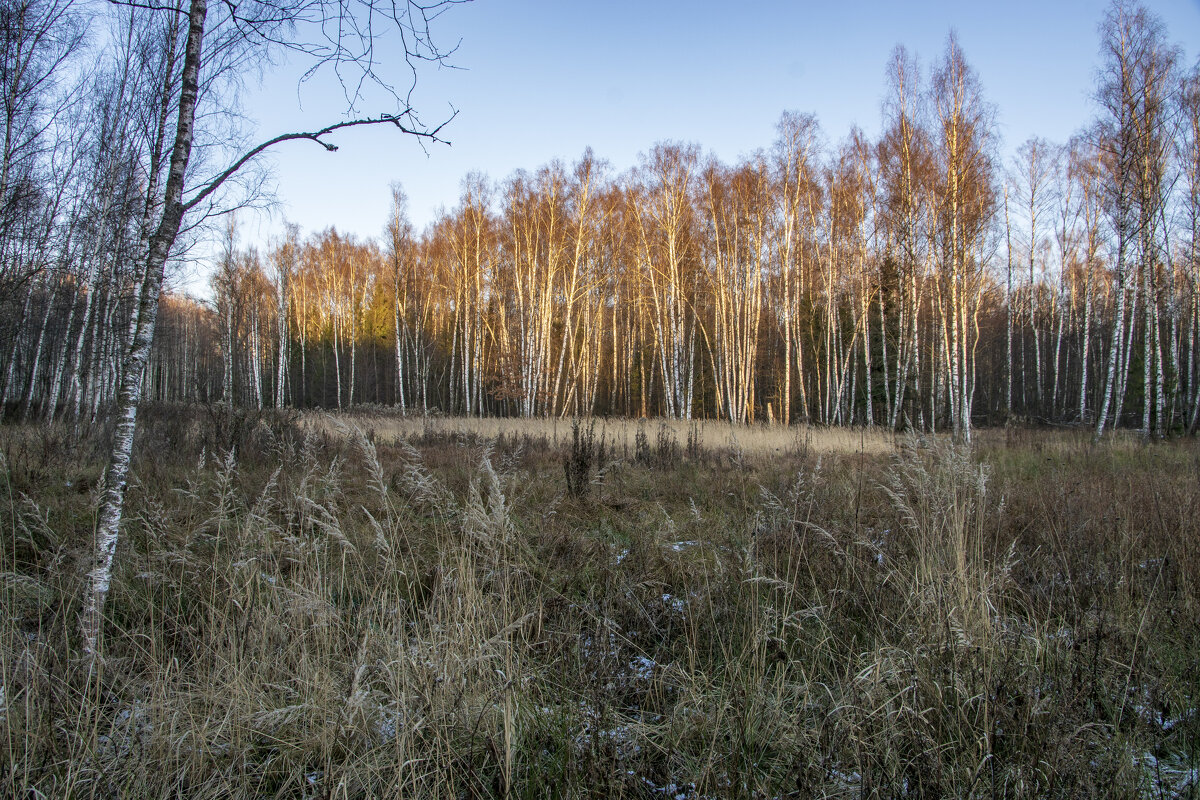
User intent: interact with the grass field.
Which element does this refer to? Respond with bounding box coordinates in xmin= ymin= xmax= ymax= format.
xmin=2 ymin=406 xmax=1198 ymax=798
xmin=300 ymin=411 xmax=901 ymax=458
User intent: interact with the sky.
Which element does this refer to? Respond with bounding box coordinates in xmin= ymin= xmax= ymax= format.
xmin=207 ymin=0 xmax=1200 ymax=293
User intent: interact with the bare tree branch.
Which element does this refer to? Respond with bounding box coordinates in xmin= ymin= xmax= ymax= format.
xmin=182 ymin=108 xmax=455 ymax=211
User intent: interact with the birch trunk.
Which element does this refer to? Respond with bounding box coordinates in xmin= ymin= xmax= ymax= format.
xmin=83 ymin=0 xmax=207 ymax=658
xmin=1095 ymin=228 xmax=1128 ymax=439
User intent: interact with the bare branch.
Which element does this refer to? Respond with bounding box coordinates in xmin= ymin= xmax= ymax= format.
xmin=182 ymin=108 xmax=456 ymax=211
xmin=105 ymin=0 xmax=188 ymax=15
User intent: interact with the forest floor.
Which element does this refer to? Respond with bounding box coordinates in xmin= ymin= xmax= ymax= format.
xmin=2 ymin=406 xmax=1198 ymax=798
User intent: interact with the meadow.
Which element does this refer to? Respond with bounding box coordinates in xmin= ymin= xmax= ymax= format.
xmin=1 ymin=407 xmax=1197 ymax=798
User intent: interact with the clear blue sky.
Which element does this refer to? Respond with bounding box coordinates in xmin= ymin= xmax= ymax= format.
xmin=219 ymin=0 xmax=1198 ymax=280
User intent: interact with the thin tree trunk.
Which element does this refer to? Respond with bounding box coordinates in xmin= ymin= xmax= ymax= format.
xmin=1096 ymin=229 xmax=1128 ymax=439
xmin=82 ymin=0 xmax=207 ymax=658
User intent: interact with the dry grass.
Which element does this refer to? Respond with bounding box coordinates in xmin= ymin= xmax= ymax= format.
xmin=301 ymin=410 xmax=899 ymax=459
xmin=1 ymin=406 xmax=1198 ymax=798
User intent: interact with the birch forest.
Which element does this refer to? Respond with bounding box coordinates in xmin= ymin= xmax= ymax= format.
xmin=4 ymin=1 xmax=1199 ymax=441
xmin=8 ymin=2 xmax=1200 ymax=795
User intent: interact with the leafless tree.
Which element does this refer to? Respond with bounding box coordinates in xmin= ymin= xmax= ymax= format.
xmin=83 ymin=0 xmax=467 ymax=658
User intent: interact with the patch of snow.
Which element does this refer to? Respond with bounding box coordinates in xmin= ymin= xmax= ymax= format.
xmin=1138 ymin=751 xmax=1199 ymax=798
xmin=629 ymin=656 xmax=656 ymax=681
xmin=571 ymin=705 xmax=641 ymax=758
xmin=581 ymin=632 xmax=620 ymax=663
xmin=376 ymin=706 xmax=403 ymax=742
xmin=96 ymin=700 xmax=152 ymax=760
xmin=1130 ymin=687 xmax=1195 ymax=734
xmin=661 ymin=593 xmax=686 ymax=615
xmin=828 ymin=766 xmax=863 ymax=790
xmin=304 ymin=769 xmax=324 ymax=799
xmin=641 ymin=778 xmax=700 ymax=799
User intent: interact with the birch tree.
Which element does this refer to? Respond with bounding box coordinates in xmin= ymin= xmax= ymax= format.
xmin=1093 ymin=0 xmax=1178 ymax=439
xmin=270 ymin=222 xmax=298 ymax=408
xmin=1012 ymin=138 xmax=1054 ymax=416
xmin=771 ymin=112 xmax=822 ymax=425
xmin=877 ymin=47 xmax=934 ymax=431
xmin=633 ymin=143 xmax=701 ymax=419
xmin=1182 ymin=68 xmax=1200 ymax=433
xmin=930 ymin=33 xmax=997 ymax=442
xmin=386 ymin=184 xmax=414 ymax=413
xmin=83 ymin=0 xmax=465 ymax=657
xmin=701 ymin=157 xmax=770 ymax=423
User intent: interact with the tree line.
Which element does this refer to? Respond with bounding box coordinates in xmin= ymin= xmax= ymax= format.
xmin=4 ymin=1 xmax=1199 ymax=442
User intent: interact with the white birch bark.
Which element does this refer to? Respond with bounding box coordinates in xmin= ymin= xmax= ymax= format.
xmin=82 ymin=0 xmax=207 ymax=658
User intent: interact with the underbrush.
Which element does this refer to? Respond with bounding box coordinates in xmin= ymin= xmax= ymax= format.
xmin=1 ymin=409 xmax=1197 ymax=798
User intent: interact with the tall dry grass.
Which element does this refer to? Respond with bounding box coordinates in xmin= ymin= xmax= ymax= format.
xmin=302 ymin=410 xmax=897 ymax=460
xmin=1 ymin=407 xmax=1197 ymax=798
